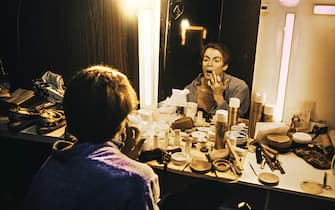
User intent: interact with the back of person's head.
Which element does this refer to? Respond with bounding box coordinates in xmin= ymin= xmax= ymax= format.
xmin=63 ymin=65 xmax=138 ymax=143
xmin=201 ymin=42 xmax=231 ymax=65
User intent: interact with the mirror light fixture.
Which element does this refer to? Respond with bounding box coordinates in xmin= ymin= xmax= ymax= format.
xmin=137 ymin=0 xmax=161 ymax=110
xmin=314 ymin=5 xmax=335 ymax=15
xmin=278 ymin=0 xmax=300 ymax=8
xmin=275 ymin=13 xmax=295 ymax=122
xmin=180 ymin=19 xmax=190 ymax=45
xmin=180 ymin=18 xmax=207 ymax=46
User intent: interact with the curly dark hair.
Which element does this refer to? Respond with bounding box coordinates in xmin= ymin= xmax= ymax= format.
xmin=63 ymin=65 xmax=138 ymax=143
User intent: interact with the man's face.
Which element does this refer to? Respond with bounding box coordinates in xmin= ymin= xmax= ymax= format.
xmin=202 ymin=48 xmax=228 ymax=80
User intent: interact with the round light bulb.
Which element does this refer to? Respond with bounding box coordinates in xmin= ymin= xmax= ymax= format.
xmin=180 ymin=19 xmax=190 ymax=30
xmin=278 ymin=0 xmax=300 ymax=8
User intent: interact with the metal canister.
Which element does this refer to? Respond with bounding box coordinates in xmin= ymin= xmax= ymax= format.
xmin=214 ymin=110 xmax=227 ymax=149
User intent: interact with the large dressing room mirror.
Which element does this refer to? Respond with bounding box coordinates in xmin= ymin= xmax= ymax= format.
xmin=158 ymin=0 xmax=261 ymax=107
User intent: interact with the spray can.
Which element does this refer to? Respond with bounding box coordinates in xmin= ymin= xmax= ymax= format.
xmin=228 ymin=98 xmax=240 ymax=130
xmin=214 ymin=109 xmax=228 ymax=149
xmin=248 ymin=92 xmax=266 ymax=139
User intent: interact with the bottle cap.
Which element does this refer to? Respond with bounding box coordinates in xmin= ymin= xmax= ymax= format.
xmin=215 ymin=109 xmax=227 ymax=122
xmin=263 ymin=104 xmax=275 ymax=115
xmin=254 ymin=92 xmax=266 ymax=103
xmin=229 ymin=98 xmax=240 ymax=108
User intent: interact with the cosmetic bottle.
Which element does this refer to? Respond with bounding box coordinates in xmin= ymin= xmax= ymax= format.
xmin=227 ymin=98 xmax=240 ymax=130
xmin=214 ymin=109 xmax=228 ymax=149
xmin=262 ymin=104 xmax=275 ymax=122
xmin=248 ymin=92 xmax=266 ymax=139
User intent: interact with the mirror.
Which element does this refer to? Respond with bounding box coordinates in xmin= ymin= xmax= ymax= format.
xmin=159 ymin=0 xmax=261 ymax=115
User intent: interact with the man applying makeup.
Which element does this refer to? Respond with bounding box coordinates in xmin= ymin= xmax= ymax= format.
xmin=185 ymin=42 xmax=250 ymax=118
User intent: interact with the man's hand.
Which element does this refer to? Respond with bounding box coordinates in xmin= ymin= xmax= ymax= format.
xmin=208 ymin=73 xmax=228 ymax=95
xmin=121 ymin=124 xmax=145 ymax=160
xmin=197 ymin=83 xmax=216 ymax=113
xmin=207 ymin=73 xmax=229 ymax=105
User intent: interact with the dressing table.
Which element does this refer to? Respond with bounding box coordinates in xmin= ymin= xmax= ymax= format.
xmin=1 ymin=119 xmax=334 ymax=210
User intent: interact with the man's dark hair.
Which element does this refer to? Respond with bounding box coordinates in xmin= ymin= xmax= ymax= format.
xmin=201 ymin=42 xmax=231 ymax=65
xmin=63 ymin=65 xmax=138 ymax=143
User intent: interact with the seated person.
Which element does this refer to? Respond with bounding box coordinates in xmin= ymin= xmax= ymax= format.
xmin=23 ymin=65 xmax=160 ymax=210
xmin=185 ymin=42 xmax=250 ymax=118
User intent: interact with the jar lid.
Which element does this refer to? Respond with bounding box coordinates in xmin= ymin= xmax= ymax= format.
xmin=292 ymin=132 xmax=312 ymax=144
xmin=215 ymin=109 xmax=227 ymax=122
xmin=263 ymin=104 xmax=275 ymax=115
xmin=229 ymin=98 xmax=240 ymax=108
xmin=254 ymin=92 xmax=266 ymax=103
xmin=258 ymin=172 xmax=279 ymax=186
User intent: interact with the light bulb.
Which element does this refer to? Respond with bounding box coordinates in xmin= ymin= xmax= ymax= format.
xmin=278 ymin=0 xmax=300 ymax=8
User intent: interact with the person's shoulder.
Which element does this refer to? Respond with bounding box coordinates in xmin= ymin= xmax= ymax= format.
xmin=226 ymin=74 xmax=248 ymax=88
xmin=125 ymin=156 xmax=158 ymax=180
xmin=89 ymin=142 xmax=157 ymax=180
xmin=186 ymin=73 xmax=202 ymax=87
xmin=96 ymin=148 xmax=152 ymax=178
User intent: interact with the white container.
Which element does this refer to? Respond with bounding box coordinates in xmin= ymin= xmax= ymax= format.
xmin=185 ymin=102 xmax=198 ymax=119
xmin=226 ymin=130 xmax=248 ymax=147
xmin=174 ymin=129 xmax=181 ymax=146
xmin=263 ymin=104 xmax=275 ymax=122
xmin=171 ymin=152 xmax=190 ymax=165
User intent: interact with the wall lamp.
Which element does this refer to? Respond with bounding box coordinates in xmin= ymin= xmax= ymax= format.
xmin=122 ymin=0 xmax=160 ymax=110
xmin=275 ymin=13 xmax=295 ymax=121
xmin=136 ymin=0 xmax=161 ymax=110
xmin=314 ymin=5 xmax=335 ymax=15
xmin=180 ymin=19 xmax=207 ymax=46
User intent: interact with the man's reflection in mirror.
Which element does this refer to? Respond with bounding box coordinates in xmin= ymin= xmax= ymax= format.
xmin=185 ymin=43 xmax=250 ymax=118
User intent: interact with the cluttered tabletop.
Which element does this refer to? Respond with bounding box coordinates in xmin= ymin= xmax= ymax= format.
xmin=142 ymin=119 xmax=335 ymax=201
xmin=0 ymin=71 xmax=335 ymax=201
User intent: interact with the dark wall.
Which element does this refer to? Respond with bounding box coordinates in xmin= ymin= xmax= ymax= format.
xmin=0 ymin=0 xmax=139 ymax=92
xmin=159 ymin=0 xmax=260 ymax=100
xmin=1 ymin=0 xmax=260 ymax=102
xmin=1 ymin=0 xmax=20 ymax=88
xmin=220 ymin=0 xmax=260 ymax=91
